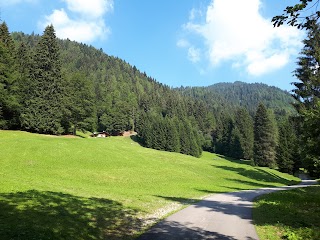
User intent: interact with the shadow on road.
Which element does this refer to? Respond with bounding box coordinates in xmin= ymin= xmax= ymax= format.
xmin=137 ymin=220 xmax=241 ymax=240
xmin=155 ymin=193 xmax=253 ymax=220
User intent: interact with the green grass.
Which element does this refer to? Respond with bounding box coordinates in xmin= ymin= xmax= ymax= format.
xmin=0 ymin=130 xmax=299 ymax=239
xmin=253 ymin=186 xmax=320 ymax=240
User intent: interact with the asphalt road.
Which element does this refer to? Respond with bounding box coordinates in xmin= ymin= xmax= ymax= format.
xmin=138 ymin=180 xmax=317 ymax=240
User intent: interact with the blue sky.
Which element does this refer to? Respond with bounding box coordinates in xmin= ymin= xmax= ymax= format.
xmin=0 ymin=0 xmax=307 ymax=90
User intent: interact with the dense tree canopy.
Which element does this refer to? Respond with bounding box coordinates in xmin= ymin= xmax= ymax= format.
xmin=293 ymin=22 xmax=320 ymax=177
xmin=0 ymin=21 xmax=303 ymax=165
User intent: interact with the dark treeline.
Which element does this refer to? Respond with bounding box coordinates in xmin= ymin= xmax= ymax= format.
xmin=1 ymin=22 xmax=318 ymax=177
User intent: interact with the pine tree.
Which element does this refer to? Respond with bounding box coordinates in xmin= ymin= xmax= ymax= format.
xmin=64 ymin=72 xmax=96 ymax=135
xmin=21 ymin=25 xmax=65 ymax=134
xmin=0 ymin=22 xmax=20 ymax=128
xmin=253 ymin=103 xmax=277 ymax=167
xmin=230 ymin=127 xmax=243 ymax=159
xmin=179 ymin=118 xmax=191 ymax=155
xmin=293 ymin=21 xmax=320 ymax=111
xmin=276 ymin=118 xmax=296 ymax=174
xmin=164 ymin=117 xmax=180 ymax=152
xmin=292 ymin=21 xmax=320 ymax=177
xmin=234 ymin=108 xmax=254 ymax=159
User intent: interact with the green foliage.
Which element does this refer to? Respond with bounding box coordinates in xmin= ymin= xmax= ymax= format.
xmin=213 ymin=108 xmax=254 ymax=160
xmin=254 ymin=103 xmax=277 ymax=168
xmin=234 ymin=108 xmax=254 ymax=159
xmin=0 ymin=22 xmax=20 ymax=128
xmin=291 ymin=22 xmax=320 ymax=177
xmin=254 ymin=186 xmax=320 ymax=240
xmin=276 ymin=118 xmax=299 ymax=174
xmin=137 ymin=114 xmax=201 ymax=157
xmin=300 ymin=102 xmax=320 ymax=177
xmin=178 ymin=81 xmax=295 ymax=117
xmin=63 ymin=72 xmax=96 ymax=134
xmin=272 ymin=0 xmax=320 ymax=30
xmin=20 ymin=25 xmax=65 ymax=134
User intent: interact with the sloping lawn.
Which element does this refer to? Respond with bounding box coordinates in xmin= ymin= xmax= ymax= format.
xmin=0 ymin=130 xmax=299 ymax=239
xmin=254 ymin=186 xmax=320 ymax=240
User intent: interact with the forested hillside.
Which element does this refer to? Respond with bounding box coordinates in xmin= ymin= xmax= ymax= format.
xmin=2 ymin=24 xmax=216 ymax=157
xmin=177 ymin=81 xmax=295 ymax=116
xmin=1 ymin=22 xmax=304 ymax=174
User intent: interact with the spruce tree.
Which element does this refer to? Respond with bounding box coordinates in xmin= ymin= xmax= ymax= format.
xmin=276 ymin=118 xmax=296 ymax=174
xmin=0 ymin=22 xmax=20 ymax=128
xmin=292 ymin=21 xmax=320 ymax=177
xmin=164 ymin=117 xmax=180 ymax=152
xmin=64 ymin=72 xmax=96 ymax=135
xmin=234 ymin=108 xmax=254 ymax=159
xmin=253 ymin=103 xmax=277 ymax=167
xmin=230 ymin=127 xmax=243 ymax=159
xmin=21 ymin=25 xmax=65 ymax=134
xmin=179 ymin=118 xmax=191 ymax=155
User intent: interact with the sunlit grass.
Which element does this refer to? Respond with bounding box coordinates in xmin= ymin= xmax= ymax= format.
xmin=0 ymin=130 xmax=299 ymax=239
xmin=253 ymin=186 xmax=320 ymax=240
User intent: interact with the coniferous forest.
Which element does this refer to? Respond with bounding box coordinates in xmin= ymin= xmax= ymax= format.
xmin=1 ymin=21 xmax=319 ymax=177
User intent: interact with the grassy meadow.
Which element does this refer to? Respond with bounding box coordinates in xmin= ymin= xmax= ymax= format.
xmin=0 ymin=130 xmax=299 ymax=239
xmin=254 ymin=186 xmax=320 ymax=240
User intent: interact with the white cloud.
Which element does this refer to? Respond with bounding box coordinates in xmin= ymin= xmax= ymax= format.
xmin=188 ymin=47 xmax=201 ymax=63
xmin=177 ymin=39 xmax=190 ymax=48
xmin=63 ymin=0 xmax=113 ymax=19
xmin=189 ymin=8 xmax=203 ymax=21
xmin=247 ymin=52 xmax=289 ymax=76
xmin=41 ymin=0 xmax=113 ymax=43
xmin=181 ymin=0 xmax=303 ymax=76
xmin=44 ymin=9 xmax=109 ymax=42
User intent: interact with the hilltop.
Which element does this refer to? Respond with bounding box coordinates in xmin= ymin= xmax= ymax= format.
xmin=176 ymin=81 xmax=295 ymax=116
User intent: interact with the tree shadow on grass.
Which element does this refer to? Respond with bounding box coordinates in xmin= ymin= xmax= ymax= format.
xmin=130 ymin=135 xmax=145 ymax=147
xmin=254 ymin=186 xmax=320 ymax=240
xmin=215 ymin=154 xmax=253 ymax=166
xmin=214 ymin=165 xmax=298 ymax=186
xmin=0 ymin=190 xmax=143 ymax=240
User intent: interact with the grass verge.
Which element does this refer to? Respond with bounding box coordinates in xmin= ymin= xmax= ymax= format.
xmin=0 ymin=130 xmax=299 ymax=239
xmin=253 ymin=186 xmax=320 ymax=240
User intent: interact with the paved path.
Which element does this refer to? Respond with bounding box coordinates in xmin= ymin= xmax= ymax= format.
xmin=138 ymin=180 xmax=318 ymax=240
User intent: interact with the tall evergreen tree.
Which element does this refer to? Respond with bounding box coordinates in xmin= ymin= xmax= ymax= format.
xmin=164 ymin=117 xmax=180 ymax=153
xmin=292 ymin=21 xmax=320 ymax=177
xmin=276 ymin=118 xmax=297 ymax=174
xmin=16 ymin=42 xmax=32 ymax=115
xmin=253 ymin=103 xmax=277 ymax=167
xmin=0 ymin=22 xmax=20 ymax=128
xmin=234 ymin=108 xmax=254 ymax=159
xmin=63 ymin=72 xmax=96 ymax=135
xmin=21 ymin=25 xmax=65 ymax=134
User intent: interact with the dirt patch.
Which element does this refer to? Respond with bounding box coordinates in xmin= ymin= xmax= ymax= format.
xmin=122 ymin=131 xmax=137 ymax=137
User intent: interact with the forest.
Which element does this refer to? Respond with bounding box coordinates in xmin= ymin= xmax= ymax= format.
xmin=0 ymin=20 xmax=319 ymax=177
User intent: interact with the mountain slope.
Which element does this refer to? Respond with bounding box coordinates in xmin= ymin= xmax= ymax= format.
xmin=177 ymin=81 xmax=295 ymax=116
